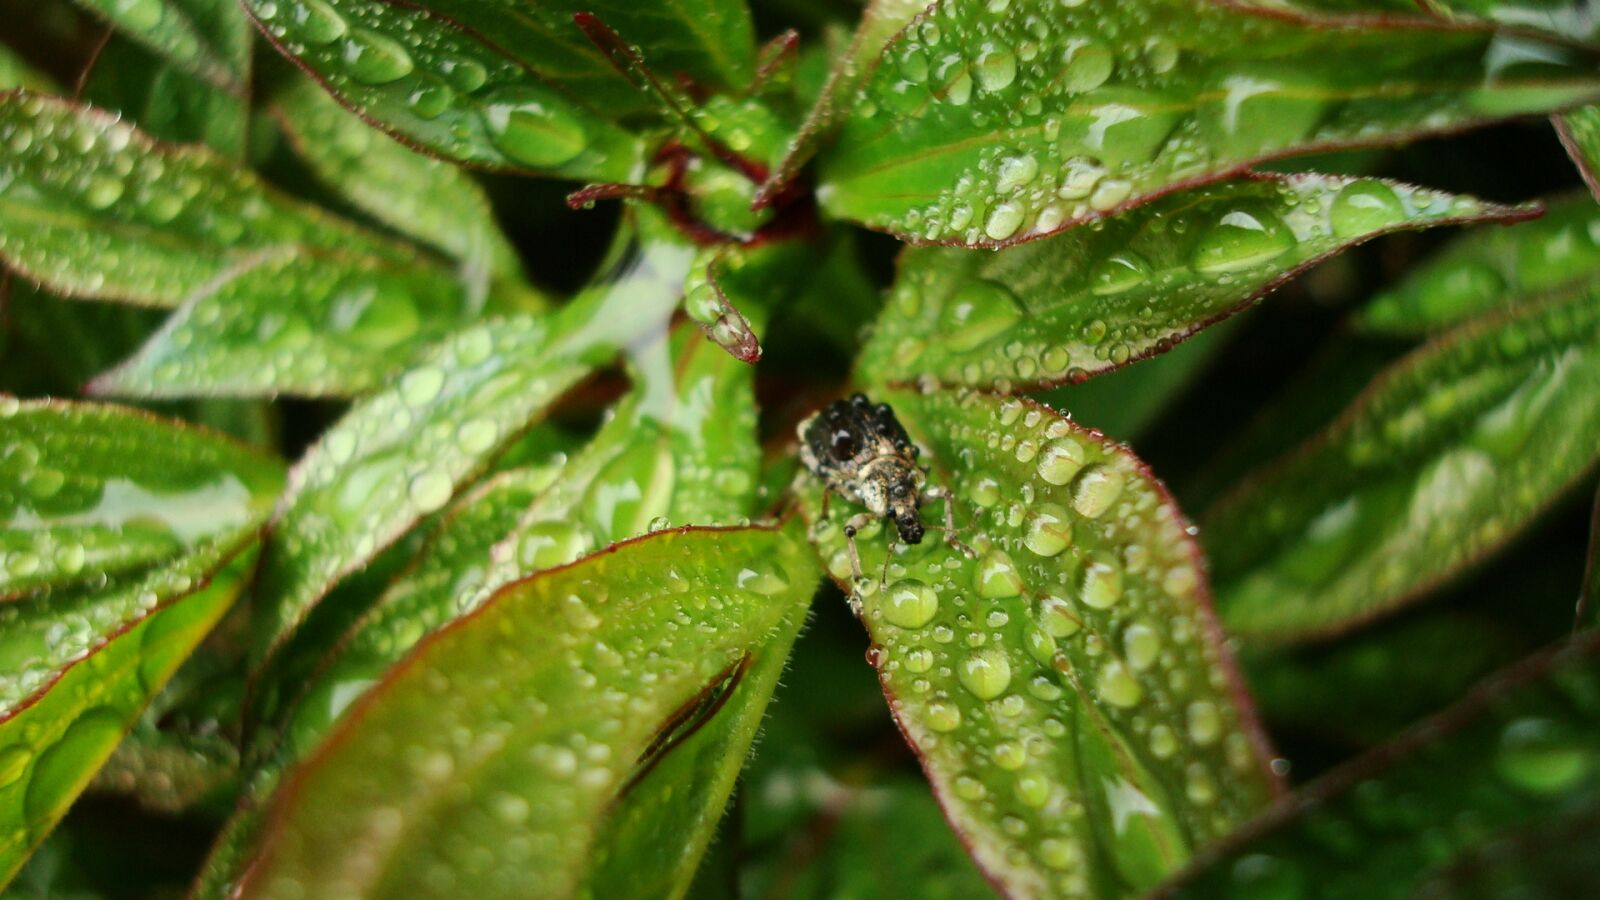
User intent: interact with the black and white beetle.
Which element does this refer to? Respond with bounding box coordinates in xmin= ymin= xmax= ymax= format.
xmin=798 ymin=393 xmax=971 ymax=580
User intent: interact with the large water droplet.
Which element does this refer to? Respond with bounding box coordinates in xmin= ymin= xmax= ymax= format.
xmin=0 ymin=745 xmax=30 ymax=789
xmin=1036 ymin=439 xmax=1086 ymax=485
xmin=1090 ymin=252 xmax=1151 ymax=296
xmin=1071 ymin=465 xmax=1124 ymax=518
xmin=736 ymin=560 xmax=789 ymax=596
xmin=959 ymin=649 xmax=1013 ymax=700
xmin=1038 ymin=593 xmax=1081 ymax=637
xmin=1329 ymin=180 xmax=1406 ymax=238
xmin=342 ymin=29 xmax=415 ymax=85
xmin=24 ymin=708 xmax=125 ymax=826
xmin=1081 ymin=560 xmax=1122 ymax=609
xmin=1096 ymin=659 xmax=1142 ymax=707
xmin=925 ymin=700 xmax=962 ymax=731
xmin=1024 ymin=503 xmax=1073 ymax=557
xmin=882 ymin=579 xmax=940 ymax=629
xmin=939 ymin=280 xmax=1024 ymax=351
xmin=1495 ymin=716 xmax=1592 ymax=794
xmin=975 ymin=48 xmax=1018 ymax=92
xmin=1192 ymin=208 xmax=1297 ymax=274
xmin=1062 ymin=38 xmax=1114 ymax=93
xmin=975 ymin=550 xmax=1024 ymax=598
xmin=294 ymin=0 xmax=347 ymax=44
xmin=483 ymin=91 xmax=589 ymax=169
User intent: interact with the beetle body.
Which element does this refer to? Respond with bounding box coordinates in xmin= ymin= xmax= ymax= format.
xmin=798 ymin=394 xmax=930 ymax=544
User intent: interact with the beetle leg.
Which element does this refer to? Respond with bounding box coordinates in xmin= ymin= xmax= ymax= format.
xmin=922 ymin=486 xmax=976 ymax=558
xmin=842 ymin=512 xmax=874 ymax=581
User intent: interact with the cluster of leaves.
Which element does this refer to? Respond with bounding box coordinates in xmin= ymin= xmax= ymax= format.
xmin=1 ymin=0 xmax=1599 ymax=897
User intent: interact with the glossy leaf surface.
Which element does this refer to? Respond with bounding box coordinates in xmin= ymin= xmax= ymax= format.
xmin=0 ymin=91 xmax=406 ymax=306
xmin=1160 ymin=632 xmax=1600 ymax=898
xmin=241 ymin=0 xmax=679 ymax=179
xmin=1208 ymin=288 xmax=1600 ymax=645
xmin=0 ymin=400 xmax=284 ymax=600
xmin=0 ymin=547 xmax=253 ymax=888
xmin=89 ymin=250 xmax=471 ymax=398
xmin=1360 ymin=192 xmax=1600 ymax=335
xmin=251 ymin=228 xmax=694 ymax=665
xmin=860 ymin=175 xmax=1521 ymax=390
xmin=273 ymin=78 xmax=527 ymax=286
xmin=797 ymin=388 xmax=1278 ymax=897
xmin=819 ymin=0 xmax=1600 ymax=245
xmin=237 ymin=525 xmax=817 ymax=899
xmin=270 ymin=321 xmax=760 ymax=758
xmin=71 ymin=0 xmax=250 ymax=88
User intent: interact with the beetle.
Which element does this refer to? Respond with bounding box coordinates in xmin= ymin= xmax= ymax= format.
xmin=797 ymin=393 xmax=971 ymax=580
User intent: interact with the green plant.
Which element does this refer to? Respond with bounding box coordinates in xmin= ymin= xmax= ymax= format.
xmin=2 ymin=0 xmax=1600 ymax=896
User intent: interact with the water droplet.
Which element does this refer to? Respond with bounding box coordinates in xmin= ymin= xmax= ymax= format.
xmin=455 ymin=418 xmax=499 ymax=454
xmin=442 ymin=58 xmax=488 ymax=94
xmin=939 ymin=280 xmax=1024 ymax=351
xmin=925 ymin=700 xmax=962 ymax=731
xmin=1071 ymin=465 xmax=1124 ymax=518
xmin=1062 ymin=38 xmax=1114 ymax=93
xmin=975 ymin=550 xmax=1024 ymax=599
xmin=995 ymin=154 xmax=1039 ymax=192
xmin=1015 ymin=770 xmax=1051 ymax=807
xmin=408 ymin=469 xmax=453 ymax=513
xmin=0 ymin=745 xmax=30 ymax=788
xmin=1024 ymin=503 xmax=1073 ymax=557
xmin=984 ymin=202 xmax=1025 ymax=241
xmin=1096 ymin=659 xmax=1142 ymax=707
xmin=24 ymin=708 xmax=124 ymax=826
xmin=736 ymin=561 xmax=789 ymax=596
xmin=1081 ymin=560 xmax=1122 ymax=609
xmin=294 ymin=0 xmax=347 ymax=43
xmin=993 ymin=741 xmax=1026 ymax=770
xmin=1329 ymin=180 xmax=1406 ymax=237
xmin=975 ymin=48 xmax=1017 ymax=92
xmin=483 ymin=91 xmax=589 ymax=169
xmin=1496 ymin=716 xmax=1591 ymax=794
xmin=939 ymin=68 xmax=972 ymax=105
xmin=1090 ymin=252 xmax=1151 ymax=295
xmin=408 ymin=85 xmax=453 ymax=119
xmin=959 ymin=649 xmax=1012 ymax=700
xmin=1187 ymin=701 xmax=1221 ymax=745
xmin=517 ymin=521 xmax=590 ymax=571
xmin=1192 ymin=207 xmax=1297 ymax=274
xmin=1036 ymin=439 xmax=1086 ymax=485
xmin=882 ymin=579 xmax=940 ymax=629
xmin=83 ymin=175 xmax=124 ymax=210
xmin=970 ymin=475 xmax=1003 ymax=507
xmin=399 ymin=366 xmax=445 ymax=406
xmin=1038 ymin=594 xmax=1081 ymax=637
xmin=342 ymin=29 xmax=415 ymax=85
xmin=1121 ymin=622 xmax=1161 ymax=671
xmin=1058 ymin=156 xmax=1105 ymax=200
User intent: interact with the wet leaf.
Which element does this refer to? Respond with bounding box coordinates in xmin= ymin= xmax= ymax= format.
xmin=81 ymin=36 xmax=251 ymax=159
xmin=88 ymin=249 xmax=472 ymax=399
xmin=71 ymin=0 xmax=250 ymax=88
xmin=0 ymin=546 xmax=254 ymax=888
xmin=272 ymin=77 xmax=529 ymax=288
xmin=1360 ymin=192 xmax=1600 ymax=335
xmin=0 ymin=399 xmax=285 ymax=601
xmin=1158 ymin=632 xmax=1600 ymax=898
xmin=755 ymin=0 xmax=933 ymax=207
xmin=265 ymin=319 xmax=759 ymax=757
xmin=250 ymin=222 xmax=694 ymax=666
xmin=0 ymin=91 xmax=409 ymax=306
xmin=796 ymin=388 xmax=1279 ymax=897
xmin=819 ymin=0 xmax=1600 ymax=246
xmin=0 ymin=45 xmax=55 ymax=93
xmin=1207 ymin=287 xmax=1600 ymax=645
xmin=241 ymin=0 xmax=692 ymax=180
xmin=88 ymin=720 xmax=239 ymax=814
xmin=235 ymin=525 xmax=817 ymax=899
xmin=861 ymin=175 xmax=1520 ymax=390
xmin=1241 ymin=0 xmax=1600 ymax=44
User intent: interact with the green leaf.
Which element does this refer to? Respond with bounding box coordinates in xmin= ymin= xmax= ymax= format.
xmin=1159 ymin=632 xmax=1600 ymax=898
xmin=250 ymin=219 xmax=694 ymax=666
xmin=0 ymin=398 xmax=284 ymax=601
xmin=267 ymin=319 xmax=759 ymax=755
xmin=81 ymin=34 xmax=250 ymax=159
xmin=754 ymin=0 xmax=933 ymax=207
xmin=1360 ymin=193 xmax=1600 ymax=335
xmin=796 ymin=388 xmax=1279 ymax=896
xmin=233 ymin=525 xmax=817 ymax=898
xmin=88 ymin=721 xmax=239 ymax=814
xmin=0 ymin=544 xmax=256 ymax=888
xmin=241 ymin=0 xmax=688 ymax=180
xmin=0 ymin=91 xmax=411 ymax=306
xmin=87 ymin=249 xmax=473 ymax=398
xmin=860 ymin=175 xmax=1520 ymax=390
xmin=1206 ymin=287 xmax=1600 ymax=645
xmin=818 ymin=0 xmax=1600 ymax=246
xmin=1241 ymin=0 xmax=1600 ymax=44
xmin=0 ymin=45 xmax=56 ymax=93
xmin=272 ymin=77 xmax=529 ymax=287
xmin=70 ymin=0 xmax=250 ymax=89
xmin=1556 ymin=105 xmax=1600 ymax=200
